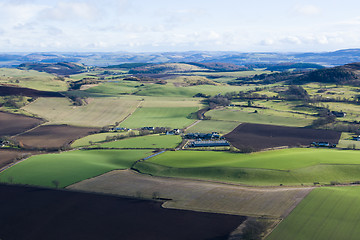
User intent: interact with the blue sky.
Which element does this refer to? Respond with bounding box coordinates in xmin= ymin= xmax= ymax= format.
xmin=1 ymin=0 xmax=360 ymax=52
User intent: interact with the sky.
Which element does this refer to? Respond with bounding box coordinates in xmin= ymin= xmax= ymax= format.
xmin=1 ymin=0 xmax=360 ymax=52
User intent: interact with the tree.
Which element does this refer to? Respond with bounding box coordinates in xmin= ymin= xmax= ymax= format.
xmin=52 ymin=180 xmax=60 ymax=188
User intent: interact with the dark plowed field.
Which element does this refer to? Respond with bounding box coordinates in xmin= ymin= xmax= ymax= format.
xmin=15 ymin=125 xmax=99 ymax=149
xmin=0 ymin=111 xmax=43 ymax=136
xmin=0 ymin=184 xmax=246 ymax=240
xmin=0 ymin=85 xmax=64 ymax=97
xmin=0 ymin=149 xmax=39 ymax=169
xmin=225 ymin=123 xmax=341 ymax=151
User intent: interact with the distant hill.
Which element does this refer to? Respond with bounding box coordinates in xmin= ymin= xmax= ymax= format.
xmin=18 ymin=62 xmax=86 ymax=75
xmin=0 ymin=49 xmax=360 ymax=67
xmin=295 ymin=62 xmax=360 ymax=85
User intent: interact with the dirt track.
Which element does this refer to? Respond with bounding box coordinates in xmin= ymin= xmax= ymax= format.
xmin=0 ymin=184 xmax=245 ymax=240
xmin=225 ymin=123 xmax=341 ymax=151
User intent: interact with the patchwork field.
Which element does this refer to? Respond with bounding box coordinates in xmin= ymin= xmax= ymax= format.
xmin=225 ymin=123 xmax=341 ymax=151
xmin=268 ymin=187 xmax=360 ymax=240
xmin=206 ymin=107 xmax=314 ymax=127
xmin=0 ymin=149 xmax=39 ymax=169
xmin=0 ymin=111 xmax=43 ymax=136
xmin=0 ymin=68 xmax=68 ymax=92
xmin=22 ymin=97 xmax=140 ymax=127
xmin=185 ymin=120 xmax=239 ymax=134
xmin=69 ymin=169 xmax=312 ymax=218
xmin=71 ymin=131 xmax=139 ymax=148
xmin=93 ymin=134 xmax=182 ymax=149
xmin=15 ymin=125 xmax=99 ymax=149
xmin=0 ymin=184 xmax=245 ymax=240
xmin=0 ymin=149 xmax=151 ymax=188
xmin=120 ymin=107 xmax=198 ymax=129
xmin=134 ymin=148 xmax=360 ymax=186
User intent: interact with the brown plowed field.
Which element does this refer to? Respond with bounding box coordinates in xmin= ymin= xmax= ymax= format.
xmin=0 ymin=184 xmax=245 ymax=240
xmin=15 ymin=125 xmax=99 ymax=149
xmin=0 ymin=149 xmax=39 ymax=169
xmin=0 ymin=111 xmax=43 ymax=136
xmin=225 ymin=123 xmax=341 ymax=151
xmin=0 ymin=85 xmax=64 ymax=97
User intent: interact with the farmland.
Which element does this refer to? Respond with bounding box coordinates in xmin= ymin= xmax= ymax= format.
xmin=14 ymin=125 xmax=99 ymax=149
xmin=225 ymin=123 xmax=341 ymax=151
xmin=120 ymin=107 xmax=199 ymax=129
xmin=0 ymin=111 xmax=43 ymax=136
xmin=0 ymin=184 xmax=245 ymax=240
xmin=134 ymin=148 xmax=360 ymax=186
xmin=93 ymin=134 xmax=182 ymax=149
xmin=22 ymin=97 xmax=140 ymax=127
xmin=0 ymin=149 xmax=151 ymax=187
xmin=0 ymin=68 xmax=68 ymax=92
xmin=69 ymin=169 xmax=312 ymax=218
xmin=267 ymin=187 xmax=360 ymax=240
xmin=185 ymin=120 xmax=239 ymax=134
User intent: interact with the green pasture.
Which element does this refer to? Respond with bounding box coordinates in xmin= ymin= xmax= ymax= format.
xmin=93 ymin=134 xmax=182 ymax=149
xmin=185 ymin=120 xmax=239 ymax=134
xmin=134 ymin=148 xmax=360 ymax=186
xmin=0 ymin=150 xmax=151 ymax=188
xmin=268 ymin=187 xmax=360 ymax=240
xmin=84 ymin=81 xmax=140 ymax=95
xmin=71 ymin=131 xmax=139 ymax=148
xmin=23 ymin=97 xmax=140 ymax=127
xmin=0 ymin=68 xmax=68 ymax=91
xmin=206 ymin=107 xmax=314 ymax=127
xmin=120 ymin=107 xmax=198 ymax=129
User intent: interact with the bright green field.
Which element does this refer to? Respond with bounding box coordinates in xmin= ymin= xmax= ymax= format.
xmin=268 ymin=187 xmax=360 ymax=240
xmin=207 ymin=107 xmax=314 ymax=127
xmin=0 ymin=150 xmax=151 ymax=188
xmin=120 ymin=107 xmax=198 ymax=129
xmin=134 ymin=149 xmax=360 ymax=186
xmin=93 ymin=134 xmax=182 ymax=149
xmin=0 ymin=68 xmax=68 ymax=91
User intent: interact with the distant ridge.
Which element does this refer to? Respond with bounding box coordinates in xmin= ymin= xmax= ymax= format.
xmin=0 ymin=49 xmax=359 ymax=67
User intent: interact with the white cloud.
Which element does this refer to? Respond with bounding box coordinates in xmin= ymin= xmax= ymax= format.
xmin=295 ymin=4 xmax=320 ymax=16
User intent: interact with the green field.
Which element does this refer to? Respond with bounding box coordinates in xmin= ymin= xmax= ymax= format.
xmin=120 ymin=107 xmax=198 ymax=129
xmin=185 ymin=120 xmax=239 ymax=134
xmin=134 ymin=149 xmax=360 ymax=186
xmin=22 ymin=97 xmax=140 ymax=127
xmin=71 ymin=131 xmax=140 ymax=148
xmin=206 ymin=107 xmax=315 ymax=127
xmin=0 ymin=68 xmax=68 ymax=91
xmin=268 ymin=187 xmax=360 ymax=240
xmin=0 ymin=150 xmax=151 ymax=188
xmin=93 ymin=134 xmax=182 ymax=149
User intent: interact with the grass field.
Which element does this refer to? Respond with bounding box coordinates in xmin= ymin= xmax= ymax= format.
xmin=185 ymin=120 xmax=239 ymax=134
xmin=0 ymin=150 xmax=151 ymax=188
xmin=206 ymin=107 xmax=314 ymax=127
xmin=93 ymin=134 xmax=182 ymax=149
xmin=120 ymin=107 xmax=199 ymax=129
xmin=0 ymin=68 xmax=68 ymax=91
xmin=22 ymin=97 xmax=140 ymax=127
xmin=71 ymin=131 xmax=138 ymax=148
xmin=267 ymin=187 xmax=360 ymax=240
xmin=134 ymin=148 xmax=360 ymax=186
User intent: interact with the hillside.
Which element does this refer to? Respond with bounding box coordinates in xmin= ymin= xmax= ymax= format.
xmin=18 ymin=62 xmax=86 ymax=75
xmin=295 ymin=62 xmax=360 ymax=85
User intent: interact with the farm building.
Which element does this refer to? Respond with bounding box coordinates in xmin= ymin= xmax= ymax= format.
xmin=166 ymin=129 xmax=181 ymax=135
xmin=185 ymin=132 xmax=220 ymax=140
xmin=311 ymin=142 xmax=336 ymax=148
xmin=142 ymin=127 xmax=154 ymax=131
xmin=353 ymin=136 xmax=360 ymax=141
xmin=187 ymin=140 xmax=230 ymax=148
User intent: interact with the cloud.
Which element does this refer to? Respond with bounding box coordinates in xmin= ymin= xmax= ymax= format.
xmin=280 ymin=36 xmax=302 ymax=45
xmin=295 ymin=4 xmax=320 ymax=15
xmin=39 ymin=2 xmax=100 ymax=22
